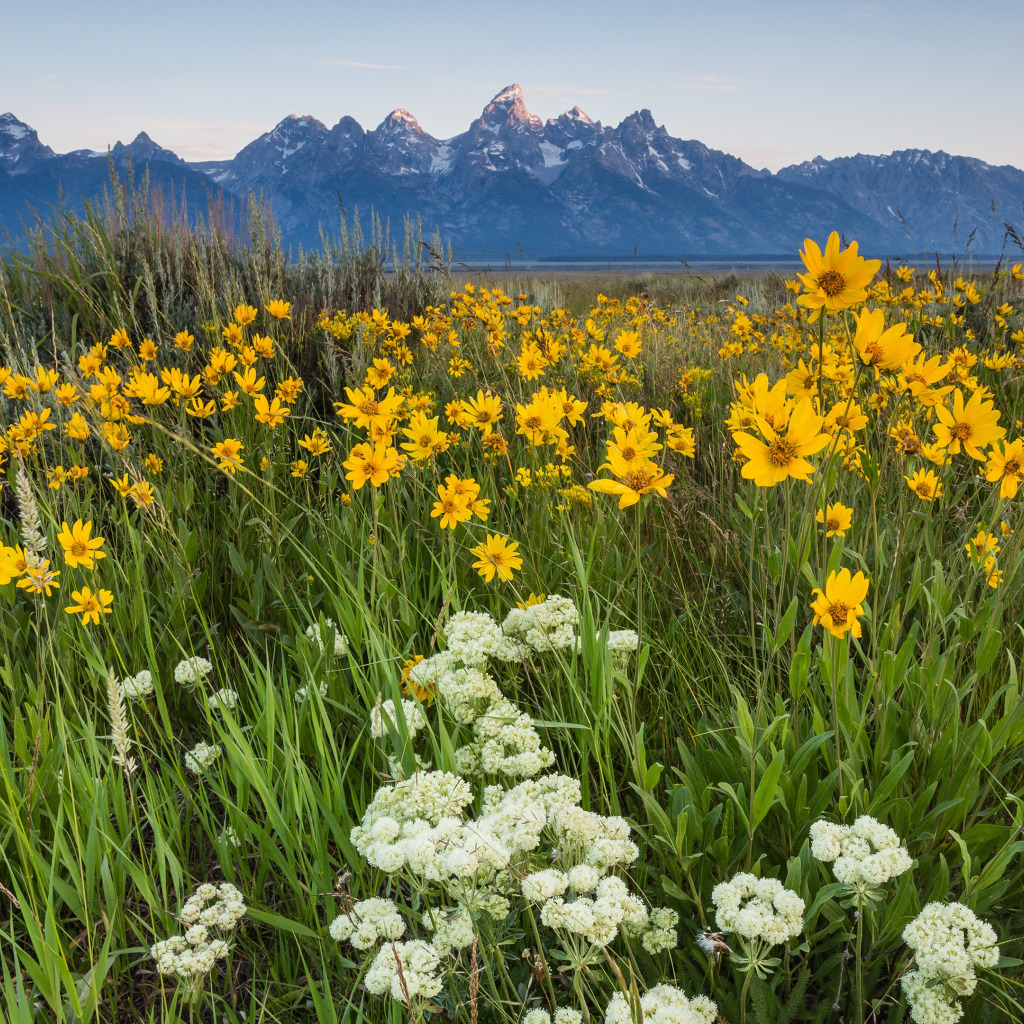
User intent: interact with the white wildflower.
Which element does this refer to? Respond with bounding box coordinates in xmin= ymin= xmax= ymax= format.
xmin=423 ymin=906 xmax=475 ymax=953
xmin=306 ymin=618 xmax=349 ymax=658
xmin=120 ymin=669 xmax=154 ymax=700
xmin=810 ymin=816 xmax=913 ymax=889
xmin=330 ymin=897 xmax=406 ymax=949
xmin=364 ymin=939 xmax=442 ymax=1004
xmin=295 ymin=681 xmax=328 ymax=703
xmin=502 ymin=595 xmax=578 ymax=654
xmin=443 ymin=610 xmax=524 ymax=666
xmin=605 ymin=985 xmax=717 ymax=1024
xmin=371 ymin=698 xmax=427 ymax=740
xmin=174 ymin=657 xmax=214 ymax=685
xmin=184 ymin=742 xmax=222 ymax=775
xmin=711 ymin=873 xmax=804 ymax=944
xmin=208 ymin=688 xmax=238 ymax=713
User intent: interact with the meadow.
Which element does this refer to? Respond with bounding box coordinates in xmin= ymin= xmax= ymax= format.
xmin=1 ymin=182 xmax=1024 ymax=1024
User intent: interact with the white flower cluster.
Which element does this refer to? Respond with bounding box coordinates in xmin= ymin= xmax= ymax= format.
xmin=305 ymin=618 xmax=349 ymax=658
xmin=605 ymin=984 xmax=717 ymax=1024
xmin=295 ymin=681 xmax=328 ymax=703
xmin=455 ymin=696 xmax=556 ymax=778
xmin=443 ymin=610 xmax=525 ymax=666
xmin=184 ymin=741 xmax=222 ymax=775
xmin=330 ymin=897 xmax=406 ymax=949
xmin=538 ymin=875 xmax=648 ymax=946
xmin=630 ymin=906 xmax=680 ymax=955
xmin=207 ymin=688 xmax=238 ymax=713
xmin=711 ymin=873 xmax=804 ymax=945
xmin=364 ymin=939 xmax=442 ymax=1004
xmin=810 ymin=816 xmax=913 ymax=888
xmin=422 ymin=906 xmax=476 ymax=954
xmin=371 ymin=699 xmax=428 ymax=740
xmin=150 ymin=882 xmax=246 ymax=978
xmin=174 ymin=656 xmax=213 ymax=685
xmin=502 ymin=595 xmax=579 ymax=654
xmin=902 ymin=903 xmax=999 ymax=1024
xmin=524 ymin=1009 xmax=583 ymax=1024
xmin=120 ymin=669 xmax=154 ymax=700
xmin=605 ymin=630 xmax=640 ymax=670
xmin=408 ymin=651 xmax=554 ymax=780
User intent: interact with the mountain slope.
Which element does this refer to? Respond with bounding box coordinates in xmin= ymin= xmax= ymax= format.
xmin=2 ymin=90 xmax=1022 ymax=258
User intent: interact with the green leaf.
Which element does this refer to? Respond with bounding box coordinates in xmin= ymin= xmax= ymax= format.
xmin=751 ymin=749 xmax=786 ymax=831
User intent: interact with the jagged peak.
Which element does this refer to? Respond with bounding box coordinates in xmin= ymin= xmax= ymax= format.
xmin=272 ymin=114 xmax=327 ymax=133
xmin=379 ymin=108 xmax=422 ymax=133
xmin=479 ymin=83 xmax=542 ymax=129
xmin=564 ymin=105 xmax=592 ymax=124
xmin=490 ymin=83 xmax=524 ymax=104
xmin=619 ymin=109 xmax=658 ymax=133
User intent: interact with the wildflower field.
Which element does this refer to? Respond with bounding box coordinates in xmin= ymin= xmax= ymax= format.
xmin=2 ymin=192 xmax=1024 ymax=1024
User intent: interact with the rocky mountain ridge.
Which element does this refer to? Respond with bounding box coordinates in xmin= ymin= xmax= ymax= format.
xmin=3 ymin=86 xmax=1022 ymax=257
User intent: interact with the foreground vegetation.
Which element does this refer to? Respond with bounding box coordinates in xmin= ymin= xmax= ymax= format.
xmin=1 ymin=186 xmax=1024 ymax=1024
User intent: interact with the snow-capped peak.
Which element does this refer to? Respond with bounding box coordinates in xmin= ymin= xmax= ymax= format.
xmin=478 ymin=84 xmax=542 ymax=130
xmin=380 ymin=108 xmax=423 ymax=133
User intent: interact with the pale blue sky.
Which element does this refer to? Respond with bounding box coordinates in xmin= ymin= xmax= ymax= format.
xmin=5 ymin=0 xmax=1024 ymax=170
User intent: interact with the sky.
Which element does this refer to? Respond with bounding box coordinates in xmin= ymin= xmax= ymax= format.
xmin=5 ymin=0 xmax=1024 ymax=171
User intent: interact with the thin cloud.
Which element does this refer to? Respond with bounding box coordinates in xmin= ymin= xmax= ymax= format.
xmin=687 ymin=76 xmax=740 ymax=93
xmin=316 ymin=58 xmax=420 ymax=70
xmin=848 ymin=3 xmax=878 ymax=17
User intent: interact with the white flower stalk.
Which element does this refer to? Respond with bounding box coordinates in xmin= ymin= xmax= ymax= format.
xmin=14 ymin=458 xmax=46 ymax=558
xmin=711 ymin=873 xmax=804 ymax=946
xmin=540 ymin=875 xmax=648 ymax=946
xmin=605 ymin=985 xmax=717 ymax=1024
xmin=330 ymin=897 xmax=407 ymax=949
xmin=174 ymin=656 xmax=213 ymax=685
xmin=184 ymin=741 xmax=222 ymax=775
xmin=810 ymin=816 xmax=913 ymax=890
xmin=305 ymin=618 xmax=349 ymax=658
xmin=120 ymin=669 xmax=154 ymax=700
xmin=902 ymin=902 xmax=999 ymax=1023
xmin=106 ymin=668 xmax=137 ymax=778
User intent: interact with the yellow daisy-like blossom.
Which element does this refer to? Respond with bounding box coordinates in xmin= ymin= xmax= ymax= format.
xmin=211 ymin=438 xmax=245 ymax=474
xmin=253 ymin=394 xmax=290 ymax=428
xmin=933 ymin=389 xmax=1005 ymax=460
xmin=852 ymin=308 xmax=920 ymax=372
xmin=266 ymin=299 xmax=291 ymax=320
xmin=732 ymin=398 xmax=830 ymax=487
xmin=342 ymin=442 xmax=401 ymax=489
xmin=470 ymin=535 xmax=523 ymax=583
xmin=905 ymin=468 xmax=943 ymax=501
xmin=810 ymin=568 xmax=869 ymax=639
xmin=815 ymin=502 xmax=853 ymax=538
xmin=57 ymin=520 xmax=107 ymax=569
xmin=797 ymin=232 xmax=881 ymax=316
xmin=431 ymin=484 xmax=473 ymax=530
xmin=64 ymin=586 xmax=114 ymax=625
xmin=985 ymin=439 xmax=1024 ymax=499
xmin=588 ymin=449 xmax=674 ymax=509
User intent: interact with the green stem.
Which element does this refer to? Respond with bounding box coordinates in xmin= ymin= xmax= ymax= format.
xmin=739 ymin=967 xmax=754 ymax=1024
xmin=855 ymin=901 xmax=865 ymax=1024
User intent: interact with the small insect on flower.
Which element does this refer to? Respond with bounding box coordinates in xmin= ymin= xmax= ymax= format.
xmin=696 ymin=928 xmax=731 ymax=962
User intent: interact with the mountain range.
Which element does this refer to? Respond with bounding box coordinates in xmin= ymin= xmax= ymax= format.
xmin=3 ymin=86 xmax=1023 ymax=260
